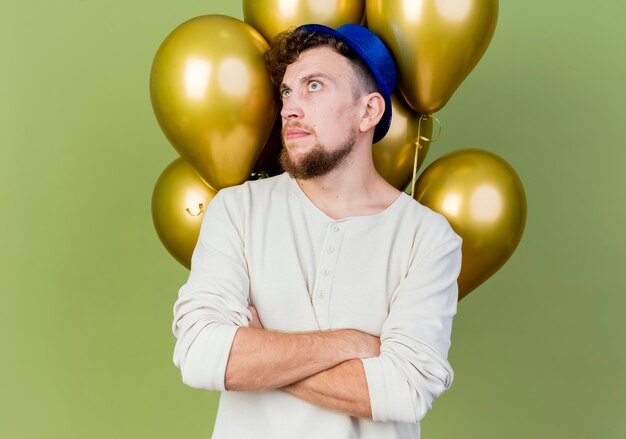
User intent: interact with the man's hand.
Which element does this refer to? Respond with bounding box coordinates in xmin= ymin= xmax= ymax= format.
xmin=248 ymin=304 xmax=264 ymax=329
xmin=344 ymin=328 xmax=381 ymax=359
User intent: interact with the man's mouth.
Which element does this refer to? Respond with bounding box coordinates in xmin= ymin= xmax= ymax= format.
xmin=284 ymin=128 xmax=310 ymax=140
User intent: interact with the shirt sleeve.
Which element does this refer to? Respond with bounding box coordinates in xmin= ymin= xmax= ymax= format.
xmin=171 ymin=190 xmax=252 ymax=391
xmin=361 ymin=229 xmax=462 ymax=423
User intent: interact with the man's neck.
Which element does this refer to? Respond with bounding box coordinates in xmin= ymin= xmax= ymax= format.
xmin=293 ymin=158 xmax=401 ymax=220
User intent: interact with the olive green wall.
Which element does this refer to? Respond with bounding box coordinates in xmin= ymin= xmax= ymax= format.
xmin=2 ymin=1 xmax=624 ymax=438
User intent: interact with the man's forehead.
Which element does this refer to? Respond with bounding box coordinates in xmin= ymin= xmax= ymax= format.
xmin=282 ymin=47 xmax=350 ymax=85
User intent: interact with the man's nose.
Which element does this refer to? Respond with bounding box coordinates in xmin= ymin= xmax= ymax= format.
xmin=280 ymin=97 xmax=304 ymax=121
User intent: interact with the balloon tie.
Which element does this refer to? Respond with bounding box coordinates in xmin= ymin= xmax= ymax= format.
xmin=409 ymin=114 xmax=442 ymax=199
xmin=186 ymin=203 xmax=205 ymax=216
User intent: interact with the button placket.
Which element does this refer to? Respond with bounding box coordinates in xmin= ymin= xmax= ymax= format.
xmin=313 ymin=222 xmax=345 ymax=329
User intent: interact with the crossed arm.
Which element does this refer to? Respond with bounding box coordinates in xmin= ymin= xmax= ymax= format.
xmin=223 ymin=305 xmax=378 ymax=419
xmin=174 ymin=193 xmax=462 ymax=423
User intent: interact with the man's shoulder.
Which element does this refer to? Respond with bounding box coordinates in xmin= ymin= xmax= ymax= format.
xmin=218 ymin=174 xmax=289 ymax=198
xmin=400 ymin=196 xmax=462 ymax=245
xmin=215 ymin=173 xmax=290 ymax=206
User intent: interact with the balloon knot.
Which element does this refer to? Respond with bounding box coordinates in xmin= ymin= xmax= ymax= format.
xmin=186 ymin=203 xmax=205 ymax=217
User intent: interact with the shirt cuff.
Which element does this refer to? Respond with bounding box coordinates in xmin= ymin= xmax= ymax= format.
xmin=361 ymin=356 xmax=417 ymax=424
xmin=181 ymin=324 xmax=240 ymax=391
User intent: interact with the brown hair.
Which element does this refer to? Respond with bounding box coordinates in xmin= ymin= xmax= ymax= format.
xmin=264 ymin=27 xmax=378 ymax=100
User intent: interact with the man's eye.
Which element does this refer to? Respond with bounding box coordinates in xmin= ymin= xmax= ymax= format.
xmin=280 ymin=89 xmax=291 ymax=98
xmin=308 ymin=81 xmax=321 ymax=91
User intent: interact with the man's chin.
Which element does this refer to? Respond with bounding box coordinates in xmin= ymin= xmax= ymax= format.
xmin=284 ymin=140 xmax=315 ymax=156
xmin=280 ymin=147 xmax=309 ymax=179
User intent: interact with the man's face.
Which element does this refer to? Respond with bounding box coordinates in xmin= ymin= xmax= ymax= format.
xmin=278 ymin=46 xmax=361 ymax=179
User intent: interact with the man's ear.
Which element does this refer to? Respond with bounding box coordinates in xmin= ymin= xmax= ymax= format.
xmin=359 ymin=92 xmax=385 ymax=135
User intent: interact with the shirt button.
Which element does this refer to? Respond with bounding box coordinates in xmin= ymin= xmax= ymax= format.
xmin=333 ymin=225 xmax=340 ymax=232
xmin=318 ymin=290 xmax=325 ymax=298
xmin=323 ymin=269 xmax=329 ymax=276
xmin=327 ymin=246 xmax=334 ymax=253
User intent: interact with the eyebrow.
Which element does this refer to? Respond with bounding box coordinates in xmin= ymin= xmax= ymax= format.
xmin=280 ymin=72 xmax=334 ymax=91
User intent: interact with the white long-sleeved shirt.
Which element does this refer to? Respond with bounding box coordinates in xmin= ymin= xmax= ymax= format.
xmin=172 ymin=172 xmax=462 ymax=439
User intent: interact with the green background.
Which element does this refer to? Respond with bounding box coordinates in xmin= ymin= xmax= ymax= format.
xmin=2 ymin=1 xmax=624 ymax=438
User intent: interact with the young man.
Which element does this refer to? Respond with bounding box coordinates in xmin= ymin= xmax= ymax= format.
xmin=172 ymin=24 xmax=462 ymax=439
